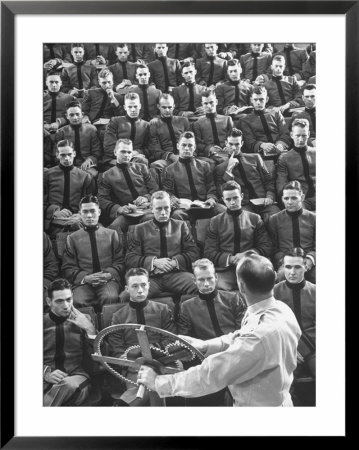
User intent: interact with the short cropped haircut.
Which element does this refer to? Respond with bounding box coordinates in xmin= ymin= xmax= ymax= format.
xmin=136 ymin=64 xmax=149 ymax=72
xmin=227 ymin=59 xmax=240 ymax=67
xmin=124 ymin=92 xmax=140 ymax=102
xmin=151 ymin=190 xmax=170 ymax=204
xmin=236 ymin=254 xmax=275 ymax=294
xmin=228 ymin=128 xmax=243 ymax=139
xmin=202 ymin=90 xmax=216 ymax=98
xmin=282 ymin=180 xmax=303 ymax=193
xmin=71 ymin=43 xmax=84 ymax=49
xmin=291 ymin=118 xmax=310 ymax=129
xmin=57 ymin=139 xmax=74 ymax=150
xmin=115 ymin=43 xmax=128 ymax=50
xmin=125 ymin=268 xmax=149 ymax=284
xmin=251 ymin=86 xmax=267 ymax=97
xmin=158 ymin=93 xmax=174 ymax=104
xmin=66 ymin=100 xmax=82 ymax=111
xmin=181 ymin=61 xmax=195 ymax=71
xmin=114 ymin=138 xmax=133 ymax=152
xmin=272 ymin=55 xmax=285 ymax=64
xmin=46 ymin=71 xmax=62 ymax=79
xmin=98 ymin=68 xmax=113 ymax=79
xmin=47 ymin=279 xmax=72 ymax=299
xmin=192 ymin=258 xmax=215 ymax=274
xmin=79 ymin=195 xmax=100 ymax=208
xmin=302 ymin=83 xmax=316 ymax=92
xmin=283 ymin=247 xmax=307 ymax=260
xmin=222 ymin=180 xmax=242 ymax=193
xmin=178 ymin=131 xmax=195 ymax=142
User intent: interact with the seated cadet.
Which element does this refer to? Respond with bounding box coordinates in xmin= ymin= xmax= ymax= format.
xmin=255 ymin=55 xmax=302 ymax=117
xmin=125 ymin=191 xmax=199 ymax=300
xmin=97 ymin=138 xmax=157 ymax=237
xmin=107 ymin=268 xmax=176 ymax=406
xmin=61 ymin=43 xmax=98 ymax=100
xmin=125 ymin=43 xmax=156 ymax=64
xmin=43 ymin=232 xmax=60 ymax=307
xmin=108 ymin=43 xmax=138 ymax=91
xmin=268 ymin=181 xmax=316 ymax=283
xmin=148 ymin=43 xmax=182 ymax=93
xmin=290 ymin=84 xmax=316 ymax=146
xmin=162 ymin=131 xmax=226 ymax=223
xmin=204 ymin=181 xmax=273 ymax=291
xmin=83 ymin=43 xmax=115 ymax=67
xmin=192 ymin=91 xmax=233 ymax=167
xmin=81 ymin=69 xmax=123 ymax=128
xmin=272 ymin=44 xmax=310 ymax=84
xmin=172 ymin=62 xmax=208 ymax=121
xmin=214 ymin=129 xmax=280 ymax=222
xmin=217 ymin=43 xmax=243 ymax=60
xmin=43 ymin=71 xmax=74 ymax=136
xmin=273 ymin=247 xmax=316 ymax=405
xmin=43 ymin=43 xmax=71 ymax=70
xmin=215 ymin=59 xmax=253 ymax=127
xmin=43 ymin=279 xmax=97 ymax=406
xmin=239 ymin=44 xmax=272 ymax=83
xmin=62 ymin=195 xmax=125 ymax=310
xmin=55 ymin=101 xmax=102 ymax=179
xmin=103 ymin=92 xmax=150 ymax=170
xmin=302 ymin=49 xmax=316 ymax=83
xmin=195 ymin=43 xmax=227 ymax=89
xmin=148 ymin=93 xmax=191 ymax=183
xmin=178 ymin=258 xmax=246 ymax=406
xmin=240 ymin=86 xmax=291 ymax=175
xmin=44 ymin=140 xmax=93 ymax=235
xmin=166 ymin=43 xmax=196 ymax=62
xmin=276 ymin=118 xmax=316 ymax=211
xmin=126 ymin=64 xmax=162 ymax=122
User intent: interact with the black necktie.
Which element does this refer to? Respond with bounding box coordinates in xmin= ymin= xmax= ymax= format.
xmin=60 ymin=166 xmax=71 ymax=211
xmin=140 ymin=85 xmax=150 ymax=121
xmin=87 ymin=227 xmax=101 ymax=273
xmin=55 ymin=323 xmax=66 ymax=371
xmin=207 ymin=114 xmax=220 ymax=146
xmin=159 ymin=57 xmax=169 ymax=93
xmin=93 ymin=90 xmax=109 ymax=121
xmin=306 ymin=108 xmax=316 ymax=133
xmin=159 ymin=226 xmax=168 ymax=258
xmin=295 ymin=147 xmax=315 ymax=197
xmin=76 ymin=62 xmax=83 ymax=89
xmin=48 ymin=44 xmax=55 ymax=59
xmin=50 ymin=92 xmax=57 ymax=123
xmin=256 ymin=110 xmax=274 ymax=143
xmin=273 ymin=77 xmax=286 ymax=105
xmin=126 ymin=116 xmax=137 ymax=143
xmin=252 ymin=54 xmax=258 ymax=81
xmin=162 ymin=117 xmax=177 ymax=151
xmin=232 ymin=214 xmax=241 ymax=253
xmin=129 ymin=300 xmax=148 ymax=325
xmin=287 ymin=209 xmax=302 ymax=247
xmin=235 ymin=156 xmax=258 ymax=199
xmin=232 ymin=81 xmax=240 ymax=106
xmin=121 ymin=61 xmax=128 ymax=80
xmin=117 ymin=163 xmax=139 ymax=200
xmin=208 ymin=57 xmax=214 ymax=86
xmin=205 ymin=297 xmax=224 ymax=337
xmin=180 ymin=159 xmax=199 ymax=200
xmin=187 ymin=83 xmax=195 ymax=112
xmin=284 ymin=48 xmax=294 ymax=75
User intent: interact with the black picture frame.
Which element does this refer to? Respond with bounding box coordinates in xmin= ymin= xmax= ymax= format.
xmin=1 ymin=1 xmax=353 ymax=447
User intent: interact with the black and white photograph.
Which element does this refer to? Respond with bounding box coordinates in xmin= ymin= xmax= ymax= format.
xmin=2 ymin=2 xmax=350 ymax=444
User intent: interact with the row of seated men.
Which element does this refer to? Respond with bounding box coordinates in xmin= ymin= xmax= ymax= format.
xmin=44 ymin=247 xmax=315 ymax=407
xmin=43 ymin=43 xmax=316 ymax=93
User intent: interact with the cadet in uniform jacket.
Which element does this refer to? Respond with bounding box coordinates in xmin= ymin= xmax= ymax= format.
xmin=215 ymin=79 xmax=253 ymax=115
xmin=193 ymin=113 xmax=233 ymax=159
xmin=43 ymin=90 xmax=74 ymax=129
xmin=204 ymin=209 xmax=273 ymax=290
xmin=81 ymin=87 xmax=123 ymax=123
xmin=262 ymin=74 xmax=302 ymax=109
xmin=43 ymin=44 xmax=71 ymax=65
xmin=43 ymin=310 xmax=94 ymax=406
xmin=272 ymin=46 xmax=310 ymax=81
xmin=62 ymin=225 xmax=125 ymax=308
xmin=61 ymin=61 xmax=98 ymax=94
xmin=214 ymin=152 xmax=279 ymax=221
xmin=108 ymin=59 xmax=138 ymax=87
xmin=103 ymin=115 xmax=150 ymax=169
xmin=125 ymin=84 xmax=162 ymax=122
xmin=240 ymin=51 xmax=272 ymax=82
xmin=291 ymin=108 xmax=316 ymax=145
xmin=55 ymin=123 xmax=103 ymax=171
xmin=167 ymin=44 xmax=196 ymax=61
xmin=148 ymin=56 xmax=182 ymax=93
xmin=276 ymin=145 xmax=316 ymax=210
xmin=268 ymin=208 xmax=316 ymax=278
xmin=125 ymin=218 xmax=199 ymax=299
xmin=43 ymin=163 xmax=93 ymax=232
xmin=83 ymin=43 xmax=116 ymax=65
xmin=172 ymin=82 xmax=208 ymax=120
xmin=195 ymin=54 xmax=227 ymax=86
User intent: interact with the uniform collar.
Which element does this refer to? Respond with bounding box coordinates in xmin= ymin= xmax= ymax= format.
xmin=59 ymin=164 xmax=74 ymax=172
xmin=129 ymin=299 xmax=149 ymax=310
xmin=84 ymin=224 xmax=100 ymax=232
xmin=49 ymin=310 xmax=68 ymax=324
xmin=286 ymin=279 xmax=306 ymax=290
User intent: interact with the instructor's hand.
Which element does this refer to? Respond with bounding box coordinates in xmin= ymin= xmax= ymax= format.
xmin=177 ymin=335 xmax=208 ymax=354
xmin=137 ymin=366 xmax=157 ymax=391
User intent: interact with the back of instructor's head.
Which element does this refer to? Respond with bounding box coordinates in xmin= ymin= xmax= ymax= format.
xmin=236 ymin=253 xmax=275 ymax=295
